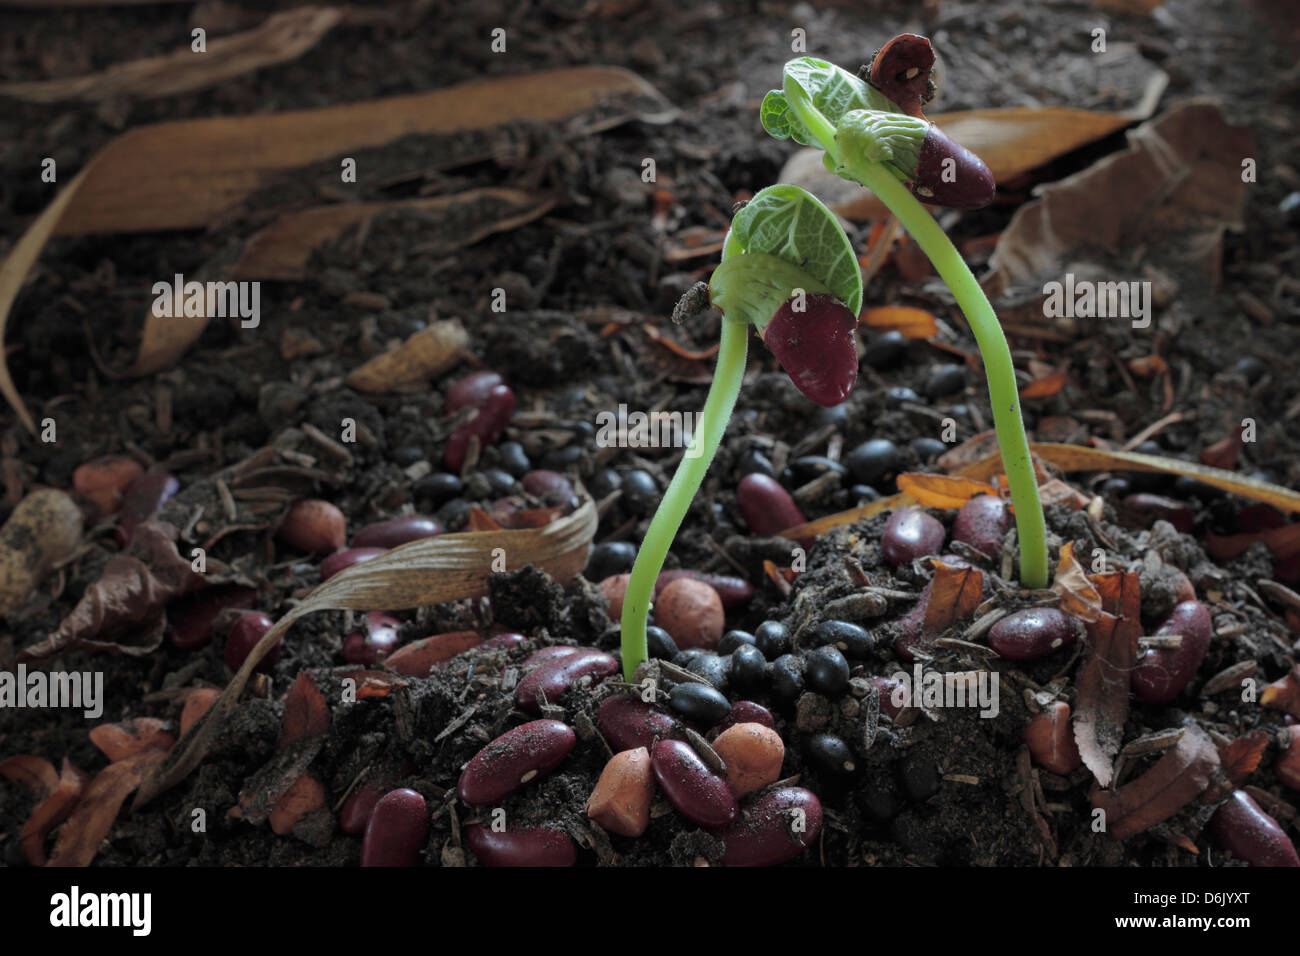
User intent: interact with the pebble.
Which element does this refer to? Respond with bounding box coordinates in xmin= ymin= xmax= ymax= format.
xmin=361 ymin=789 xmax=429 ymax=867
xmin=655 ymin=570 xmax=755 ymax=609
xmin=278 ymin=498 xmax=346 ymax=554
xmin=457 ymin=719 xmax=577 ymax=806
xmin=651 ymin=739 xmax=738 ymax=828
xmin=654 ymin=578 xmax=725 ymax=650
xmin=599 ymin=574 xmax=630 ymax=619
xmin=73 ymin=454 xmax=144 ymax=516
xmin=585 ymin=747 xmax=655 ymax=837
xmin=713 ymin=722 xmax=785 ymax=798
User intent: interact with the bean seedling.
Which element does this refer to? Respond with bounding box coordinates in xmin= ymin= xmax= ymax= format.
xmin=620 ymin=35 xmax=1048 ymax=680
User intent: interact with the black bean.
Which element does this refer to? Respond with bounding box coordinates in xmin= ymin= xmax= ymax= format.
xmin=588 ymin=468 xmax=623 ymax=500
xmin=414 ymin=472 xmax=462 ymax=504
xmin=673 ymin=648 xmax=707 ymax=667
xmin=925 ymin=364 xmax=966 ymax=397
xmin=541 ymin=445 xmax=583 ymax=470
xmin=899 ymin=752 xmax=941 ymax=802
xmin=586 ymin=541 xmax=637 ymax=580
xmin=856 ymin=774 xmax=904 ymax=822
xmin=685 ymin=652 xmax=729 ymax=691
xmin=645 ymin=625 xmax=679 ymax=661
xmin=768 ymin=654 xmax=804 ymax=703
xmin=734 ymin=448 xmax=777 ymax=481
xmin=668 ymin=682 xmax=731 ymax=725
xmin=884 ymin=386 xmax=920 ymax=406
xmin=850 ymin=484 xmax=881 ymax=502
xmin=497 ymin=441 xmax=531 ymax=477
xmin=805 ymin=734 xmax=857 ymax=777
xmin=1233 ymin=356 xmax=1266 ymax=384
xmin=717 ymin=630 xmax=757 ymax=655
xmin=910 ymin=437 xmax=947 ymax=461
xmin=814 ymin=620 xmax=877 ymax=660
xmin=391 ymin=445 xmax=425 ymax=466
xmin=729 ymin=644 xmax=768 ymax=688
xmin=435 ymin=498 xmax=472 ymax=528
xmin=803 ymin=645 xmax=850 ymax=697
xmin=482 ymin=468 xmax=517 ymax=494
xmin=787 ymin=456 xmax=848 ymax=483
xmin=754 ymin=621 xmax=792 ymax=660
xmin=863 ymin=330 xmax=908 ymax=369
xmin=621 ymin=469 xmax=659 ymax=514
xmin=845 ymin=438 xmax=901 ymax=486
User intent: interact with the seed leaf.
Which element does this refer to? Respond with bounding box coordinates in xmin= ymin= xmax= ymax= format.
xmin=760 ymin=57 xmax=898 ymax=146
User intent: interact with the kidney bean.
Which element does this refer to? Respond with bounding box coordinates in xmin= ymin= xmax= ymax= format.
xmin=762 ymin=293 xmax=859 ymax=408
xmin=712 ymin=700 xmax=775 ymax=735
xmin=713 ymin=722 xmax=785 ymax=798
xmin=1022 ymin=701 xmax=1081 ymax=775
xmin=654 ymin=578 xmax=725 ymax=650
xmin=882 ymin=507 xmax=945 ymax=566
xmin=597 ymin=695 xmax=677 ymax=751
xmin=522 ymin=645 xmax=583 ymax=668
xmin=116 ymin=472 xmax=179 ymax=545
xmin=225 ymin=612 xmax=279 ymax=671
xmin=521 ymin=470 xmax=577 ymax=507
xmin=736 ymin=473 xmax=805 ymax=537
xmin=951 ymin=495 xmax=1009 ymax=558
xmin=1208 ymin=790 xmax=1299 ymax=867
xmin=74 ymin=454 xmax=144 ymax=516
xmin=445 ymin=370 xmax=504 ymax=415
xmin=1130 ymin=600 xmax=1212 ymax=703
xmin=668 ymin=682 xmax=731 ymax=726
xmin=350 ymin=515 xmax=441 ymax=549
xmin=721 ymin=787 xmax=823 ymax=867
xmin=651 ymin=739 xmax=738 ymax=828
xmin=361 ymin=788 xmax=429 ymax=867
xmin=869 ymin=677 xmax=906 ymax=719
xmin=444 ymin=384 xmax=515 ymax=472
xmin=655 ymin=569 xmax=755 ymax=609
xmin=342 ymin=612 xmax=402 ymax=665
xmin=320 ymin=547 xmax=385 ymax=581
xmin=482 ymin=632 xmax=527 ymax=651
xmin=464 ymin=823 xmax=576 ymax=867
xmin=168 ymin=585 xmax=258 ymax=650
xmin=340 ymin=780 xmax=386 ymax=835
xmin=987 ymin=608 xmax=1079 ymax=661
xmin=585 ymin=747 xmax=655 ymax=837
xmin=514 ymin=649 xmax=619 ymax=713
xmin=1122 ymin=493 xmax=1194 ymax=533
xmin=457 ymin=719 xmax=576 ymax=806
xmin=278 ymin=498 xmax=346 ymax=553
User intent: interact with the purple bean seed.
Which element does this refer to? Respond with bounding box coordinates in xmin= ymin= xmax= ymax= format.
xmin=1208 ymin=790 xmax=1300 ymax=867
xmin=482 ymin=632 xmax=528 ymax=650
xmin=464 ymin=823 xmax=577 ymax=867
xmin=514 ymin=649 xmax=619 ymax=713
xmin=737 ymin=473 xmax=805 ymax=537
xmin=711 ymin=700 xmax=775 ymax=736
xmin=168 ymin=585 xmax=258 ymax=650
xmin=457 ymin=719 xmax=576 ymax=806
xmin=1122 ymin=493 xmax=1194 ymax=533
xmin=870 ymin=677 xmax=906 ymax=718
xmin=597 ymin=695 xmax=678 ymax=751
xmin=445 ymin=370 xmax=505 ymax=415
xmin=116 ymin=472 xmax=179 ymax=545
xmin=340 ymin=780 xmax=386 ymax=835
xmin=987 ymin=607 xmax=1080 ymax=661
xmin=320 ymin=547 xmax=386 ymax=581
xmin=951 ymin=494 xmax=1009 ymax=558
xmin=522 ymin=645 xmax=583 ymax=668
xmin=341 ymin=612 xmax=402 ymax=665
xmin=225 ymin=612 xmax=280 ymax=672
xmin=361 ymin=788 xmax=429 ymax=867
xmin=521 ymin=470 xmax=577 ymax=507
xmin=444 ymin=384 xmax=515 ymax=472
xmin=651 ymin=739 xmax=738 ymax=828
xmin=892 ymin=579 xmax=932 ymax=662
xmin=1131 ymin=600 xmax=1212 ymax=703
xmin=350 ymin=515 xmax=441 ymax=549
xmin=882 ymin=507 xmax=945 ymax=566
xmin=721 ymin=786 xmax=823 ymax=866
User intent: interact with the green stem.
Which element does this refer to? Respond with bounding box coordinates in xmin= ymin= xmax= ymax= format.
xmin=619 ymin=318 xmax=749 ymax=680
xmin=784 ymin=85 xmax=1049 ymax=589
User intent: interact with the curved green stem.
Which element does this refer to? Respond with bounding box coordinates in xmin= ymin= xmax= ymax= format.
xmin=784 ymin=85 xmax=1049 ymax=589
xmin=619 ymin=318 xmax=749 ymax=680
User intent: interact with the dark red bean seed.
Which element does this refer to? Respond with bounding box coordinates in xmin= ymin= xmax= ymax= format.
xmin=361 ymin=788 xmax=428 ymax=867
xmin=721 ymin=787 xmax=823 ymax=867
xmin=514 ymin=649 xmax=619 ymax=713
xmin=320 ymin=547 xmax=386 ymax=581
xmin=1130 ymin=600 xmax=1212 ymax=703
xmin=168 ymin=585 xmax=257 ymax=650
xmin=481 ymin=632 xmax=527 ymax=650
xmin=870 ymin=677 xmax=905 ymax=718
xmin=711 ymin=700 xmax=776 ymax=736
xmin=1239 ymin=503 xmax=1285 ymax=533
xmin=882 ymin=507 xmax=945 ymax=566
xmin=225 ymin=612 xmax=279 ymax=671
xmin=911 ymin=125 xmax=995 ymax=209
xmin=655 ymin=569 xmax=755 ymax=609
xmin=1122 ymin=493 xmax=1194 ymax=533
xmin=444 ymin=384 xmax=515 ymax=472
xmin=445 ymin=370 xmax=505 ymax=415
xmin=457 ymin=719 xmax=577 ymax=806
xmin=521 ymin=470 xmax=577 ymax=506
xmin=868 ymin=33 xmax=934 ymax=118
xmin=736 ymin=473 xmax=805 ymax=537
xmin=597 ymin=695 xmax=677 ymax=751
xmin=464 ymin=823 xmax=576 ymax=867
xmin=350 ymin=515 xmax=441 ymax=549
xmin=341 ymin=612 xmax=402 ymax=665
xmin=1208 ymin=790 xmax=1299 ymax=867
xmin=951 ymin=494 xmax=1009 ymax=558
xmin=761 ymin=294 xmax=859 ymax=408
xmin=522 ymin=645 xmax=582 ymax=668
xmin=651 ymin=739 xmax=738 ymax=828
xmin=115 ymin=472 xmax=179 ymax=545
xmin=987 ymin=607 xmax=1080 ymax=661
xmin=340 ymin=780 xmax=386 ymax=835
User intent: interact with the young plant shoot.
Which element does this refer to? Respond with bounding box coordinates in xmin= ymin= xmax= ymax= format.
xmin=620 ymin=35 xmax=1048 ymax=679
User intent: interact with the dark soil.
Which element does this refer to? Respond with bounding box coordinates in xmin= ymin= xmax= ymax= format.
xmin=2 ymin=0 xmax=1299 ymax=867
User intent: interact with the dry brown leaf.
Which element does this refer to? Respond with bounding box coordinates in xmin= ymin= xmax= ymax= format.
xmin=19 ymin=521 xmax=204 ymax=662
xmin=89 ymin=717 xmax=175 ymax=762
xmin=1073 ymin=571 xmax=1139 ymax=787
xmin=134 ymin=494 xmax=597 ymax=808
xmin=0 ymin=488 xmax=85 ymax=615
xmin=281 ymin=671 xmax=329 ymax=747
xmin=895 ymin=473 xmax=997 ymax=510
xmin=0 ymin=68 xmax=673 ymax=430
xmin=1218 ymin=730 xmax=1269 ymax=786
xmin=1200 ymin=433 xmax=1242 ymax=471
xmin=1206 ymin=523 xmax=1300 ymax=562
xmin=20 ymin=758 xmax=88 ymax=866
xmin=233 ymin=671 xmax=330 ymax=825
xmin=231 ymin=190 xmax=556 ymax=281
xmin=860 ymin=306 xmax=938 ymax=339
xmin=1091 ymin=725 xmax=1220 ymax=840
xmin=1020 ymin=369 xmax=1069 ymax=398
xmin=47 ymin=748 xmax=167 ymax=867
xmin=467 ymin=508 xmax=505 ymax=532
xmin=344 ymin=320 xmax=468 ymax=394
xmin=1052 ymin=542 xmax=1103 ymax=623
xmin=0 ymin=7 xmax=341 ymax=104
xmin=269 ymin=773 xmax=326 ymax=836
xmin=922 ymin=560 xmax=983 ymax=633
xmin=0 ymin=754 xmax=58 ymax=793
xmin=1261 ymin=666 xmax=1300 ymax=719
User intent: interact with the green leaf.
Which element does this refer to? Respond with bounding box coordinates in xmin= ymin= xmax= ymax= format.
xmin=760 ymin=58 xmax=897 ymax=147
xmin=708 ymin=252 xmax=830 ymax=334
xmin=724 ymin=184 xmax=862 ymax=315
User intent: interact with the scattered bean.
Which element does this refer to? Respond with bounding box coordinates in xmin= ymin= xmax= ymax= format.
xmin=445 ymin=370 xmax=504 ymax=415
xmin=321 ymin=547 xmax=386 ymax=581
xmin=464 ymin=823 xmax=576 ymax=867
xmin=1208 ymin=790 xmax=1299 ymax=867
xmin=882 ymin=507 xmax=945 ymax=566
xmin=845 ymin=438 xmax=901 ymax=487
xmin=736 ymin=473 xmax=805 ymax=537
xmin=457 ymin=719 xmax=576 ymax=806
xmin=597 ymin=695 xmax=677 ymax=751
xmin=754 ymin=620 xmax=792 ymax=660
xmin=444 ymin=383 xmax=515 ymax=472
xmin=514 ymin=649 xmax=619 ymax=713
xmin=351 ymin=515 xmax=441 ymax=549
xmin=987 ymin=608 xmax=1079 ymax=661
xmin=341 ymin=612 xmax=402 ymax=665
xmin=361 ymin=788 xmax=428 ymax=867
xmin=168 ymin=585 xmax=257 ymax=650
xmin=278 ymin=498 xmax=346 ymax=554
xmin=814 ymin=620 xmax=877 ymax=660
xmin=225 ymin=612 xmax=279 ymax=671
xmin=768 ymin=654 xmax=805 ymax=704
xmin=1131 ymin=600 xmax=1212 ymax=703
xmin=729 ymin=644 xmax=768 ymax=688
xmin=951 ymin=495 xmax=1009 ymax=557
xmin=668 ymin=682 xmax=731 ymax=726
xmin=651 ymin=739 xmax=738 ymax=828
xmin=1022 ymin=701 xmax=1081 ymax=775
xmin=805 ymin=733 xmax=856 ymax=778
xmin=720 ymin=787 xmax=822 ymax=866
xmin=340 ymin=780 xmax=385 ymax=835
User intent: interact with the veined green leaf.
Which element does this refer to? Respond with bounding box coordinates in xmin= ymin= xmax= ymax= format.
xmin=760 ymin=58 xmax=898 ymax=147
xmin=708 ymin=252 xmax=829 ymax=334
xmin=725 ymin=184 xmax=862 ymax=315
